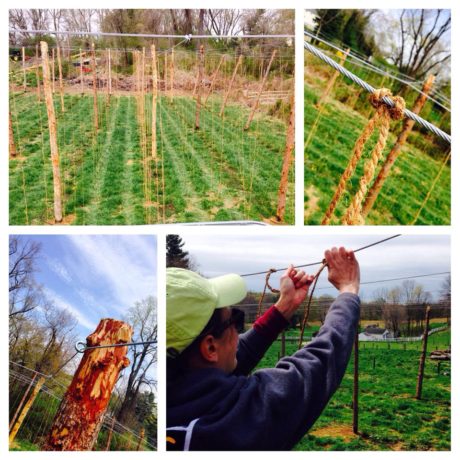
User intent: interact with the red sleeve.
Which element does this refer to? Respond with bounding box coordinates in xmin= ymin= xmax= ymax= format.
xmin=253 ymin=305 xmax=289 ymax=342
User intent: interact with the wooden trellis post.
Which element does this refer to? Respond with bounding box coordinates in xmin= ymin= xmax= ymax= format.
xmin=151 ymin=45 xmax=158 ymax=160
xmin=9 ymin=112 xmax=17 ymax=157
xmin=91 ymin=43 xmax=98 ymax=131
xmin=195 ymin=44 xmax=205 ymax=130
xmin=9 ymin=371 xmax=38 ymax=431
xmin=275 ymin=92 xmax=295 ymax=222
xmin=22 ymin=46 xmax=26 ymax=92
xmin=415 ymin=306 xmax=431 ymax=400
xmin=169 ymin=49 xmax=174 ymax=101
xmin=316 ymin=48 xmax=350 ymax=108
xmin=352 ymin=330 xmax=359 ymax=434
xmin=108 ymin=48 xmax=112 ymax=98
xmin=105 ymin=417 xmax=117 ymax=450
xmin=204 ymin=54 xmax=225 ymax=105
xmin=220 ymin=54 xmax=243 ymax=117
xmin=35 ymin=44 xmax=41 ymax=101
xmin=52 ymin=48 xmax=56 ymax=93
xmin=41 ymin=41 xmax=63 ymax=223
xmin=362 ymin=74 xmax=436 ymax=217
xmin=244 ymin=49 xmax=277 ymax=130
xmin=79 ymin=48 xmax=84 ymax=94
xmin=44 ymin=319 xmax=133 ymax=451
xmin=9 ymin=375 xmax=46 ymax=446
xmin=57 ymin=46 xmax=65 ymax=112
xmin=136 ymin=428 xmax=145 ymax=451
xmin=164 ymin=53 xmax=168 ymax=94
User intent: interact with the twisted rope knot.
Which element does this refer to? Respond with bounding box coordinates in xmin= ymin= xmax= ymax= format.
xmin=369 ymin=88 xmax=405 ymax=120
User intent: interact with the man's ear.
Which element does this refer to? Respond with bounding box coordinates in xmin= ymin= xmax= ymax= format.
xmin=199 ymin=334 xmax=219 ymax=363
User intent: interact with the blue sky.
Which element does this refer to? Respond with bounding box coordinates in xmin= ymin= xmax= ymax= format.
xmin=24 ymin=234 xmax=157 ymax=338
xmin=180 ymin=234 xmax=450 ymax=301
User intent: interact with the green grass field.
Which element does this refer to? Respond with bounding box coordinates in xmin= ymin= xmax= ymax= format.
xmin=9 ymin=92 xmax=293 ymax=225
xmin=304 ymin=84 xmax=451 ymax=225
xmin=255 ymin=327 xmax=451 ymax=450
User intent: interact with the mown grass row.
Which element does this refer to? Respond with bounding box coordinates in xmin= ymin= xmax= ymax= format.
xmin=304 ymin=85 xmax=450 ymax=225
xmin=255 ymin=327 xmax=450 ymax=450
xmin=10 ymin=92 xmax=293 ymax=224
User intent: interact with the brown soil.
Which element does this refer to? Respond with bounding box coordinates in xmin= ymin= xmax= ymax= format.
xmin=310 ymin=424 xmax=357 ymax=442
xmin=46 ymin=213 xmax=76 ymax=225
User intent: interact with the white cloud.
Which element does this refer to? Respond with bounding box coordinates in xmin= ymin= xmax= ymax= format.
xmin=46 ymin=255 xmax=72 ymax=284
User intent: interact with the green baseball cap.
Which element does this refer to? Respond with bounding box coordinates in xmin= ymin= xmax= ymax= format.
xmin=167 ymin=268 xmax=247 ymax=355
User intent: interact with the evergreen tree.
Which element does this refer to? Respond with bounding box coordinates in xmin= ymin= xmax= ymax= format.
xmin=166 ymin=235 xmax=191 ymax=268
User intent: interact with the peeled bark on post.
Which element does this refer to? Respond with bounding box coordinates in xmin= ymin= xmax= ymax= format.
xmin=91 ymin=43 xmax=98 ymax=131
xmin=9 ymin=112 xmax=17 ymax=157
xmin=415 ymin=306 xmax=431 ymax=400
xmin=35 ymin=44 xmax=41 ymax=101
xmin=204 ymin=54 xmax=225 ymax=105
xmin=276 ymin=92 xmax=295 ymax=222
xmin=57 ymin=46 xmax=65 ymax=112
xmin=41 ymin=41 xmax=63 ymax=223
xmin=220 ymin=54 xmax=243 ymax=117
xmin=316 ymin=48 xmax=350 ymax=108
xmin=195 ymin=44 xmax=205 ymax=130
xmin=44 ymin=319 xmax=133 ymax=451
xmin=352 ymin=330 xmax=359 ymax=434
xmin=9 ymin=375 xmax=46 ymax=446
xmin=22 ymin=47 xmax=26 ymax=92
xmin=244 ymin=49 xmax=277 ymax=130
xmin=362 ymin=74 xmax=436 ymax=217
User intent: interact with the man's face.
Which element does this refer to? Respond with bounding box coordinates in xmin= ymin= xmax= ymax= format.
xmin=215 ymin=307 xmax=239 ymax=374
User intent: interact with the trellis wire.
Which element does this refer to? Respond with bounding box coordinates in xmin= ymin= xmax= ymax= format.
xmin=304 ymin=40 xmax=451 ymax=144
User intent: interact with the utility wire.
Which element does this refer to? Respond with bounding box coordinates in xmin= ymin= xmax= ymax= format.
xmin=240 ymin=234 xmax=401 ymax=277
xmin=304 ymin=40 xmax=451 ymax=143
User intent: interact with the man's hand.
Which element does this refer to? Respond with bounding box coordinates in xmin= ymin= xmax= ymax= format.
xmin=324 ymin=247 xmax=360 ymax=295
xmin=275 ymin=265 xmax=314 ymax=320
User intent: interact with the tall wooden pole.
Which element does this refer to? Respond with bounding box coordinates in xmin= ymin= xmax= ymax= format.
xmin=35 ymin=44 xmax=41 ymax=101
xmin=52 ymin=48 xmax=56 ymax=94
xmin=22 ymin=47 xmax=26 ymax=92
xmin=43 ymin=319 xmax=133 ymax=451
xmin=244 ymin=49 xmax=277 ymax=130
xmin=416 ymin=306 xmax=431 ymax=400
xmin=220 ymin=54 xmax=243 ymax=117
xmin=362 ymin=74 xmax=436 ymax=217
xmin=276 ymin=92 xmax=295 ymax=222
xmin=91 ymin=43 xmax=98 ymax=131
xmin=204 ymin=54 xmax=225 ymax=105
xmin=9 ymin=372 xmax=38 ymax=431
xmin=169 ymin=49 xmax=174 ymax=101
xmin=57 ymin=46 xmax=65 ymax=112
xmin=9 ymin=112 xmax=17 ymax=157
xmin=195 ymin=44 xmax=205 ymax=130
xmin=151 ymin=45 xmax=158 ymax=160
xmin=41 ymin=41 xmax=63 ymax=223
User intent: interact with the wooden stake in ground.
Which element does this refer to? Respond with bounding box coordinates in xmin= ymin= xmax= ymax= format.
xmin=316 ymin=48 xmax=350 ymax=108
xmin=9 ymin=375 xmax=46 ymax=446
xmin=22 ymin=46 xmax=26 ymax=92
xmin=415 ymin=306 xmax=431 ymax=400
xmin=35 ymin=44 xmax=41 ymax=101
xmin=195 ymin=44 xmax=205 ymax=130
xmin=57 ymin=46 xmax=65 ymax=112
xmin=244 ymin=49 xmax=277 ymax=131
xmin=352 ymin=330 xmax=359 ymax=434
xmin=40 ymin=41 xmax=63 ymax=223
xmin=108 ymin=48 xmax=112 ymax=98
xmin=164 ymin=53 xmax=168 ymax=95
xmin=9 ymin=112 xmax=17 ymax=157
xmin=169 ymin=49 xmax=174 ymax=101
xmin=91 ymin=43 xmax=98 ymax=131
xmin=9 ymin=371 xmax=38 ymax=431
xmin=52 ymin=48 xmax=56 ymax=94
xmin=362 ymin=75 xmax=436 ymax=217
xmin=204 ymin=54 xmax=225 ymax=105
xmin=220 ymin=54 xmax=243 ymax=117
xmin=275 ymin=92 xmax=295 ymax=222
xmin=43 ymin=319 xmax=133 ymax=451
xmin=151 ymin=45 xmax=158 ymax=160
xmin=136 ymin=428 xmax=145 ymax=451
xmin=79 ymin=48 xmax=83 ymax=94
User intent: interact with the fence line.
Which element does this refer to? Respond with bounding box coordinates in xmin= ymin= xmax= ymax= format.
xmin=304 ymin=40 xmax=451 ymax=144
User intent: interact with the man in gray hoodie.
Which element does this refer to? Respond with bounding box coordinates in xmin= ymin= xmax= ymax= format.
xmin=166 ymin=246 xmax=360 ymax=450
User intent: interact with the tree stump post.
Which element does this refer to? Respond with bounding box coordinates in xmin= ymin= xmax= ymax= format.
xmin=9 ymin=112 xmax=17 ymax=157
xmin=204 ymin=54 xmax=225 ymax=105
xmin=91 ymin=43 xmax=99 ymax=131
xmin=220 ymin=54 xmax=242 ymax=117
xmin=275 ymin=92 xmax=295 ymax=222
xmin=416 ymin=306 xmax=431 ymax=399
xmin=43 ymin=319 xmax=133 ymax=451
xmin=362 ymin=74 xmax=436 ymax=217
xmin=195 ymin=44 xmax=205 ymax=130
xmin=244 ymin=49 xmax=277 ymax=130
xmin=57 ymin=46 xmax=65 ymax=112
xmin=9 ymin=375 xmax=46 ymax=446
xmin=41 ymin=41 xmax=63 ymax=223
